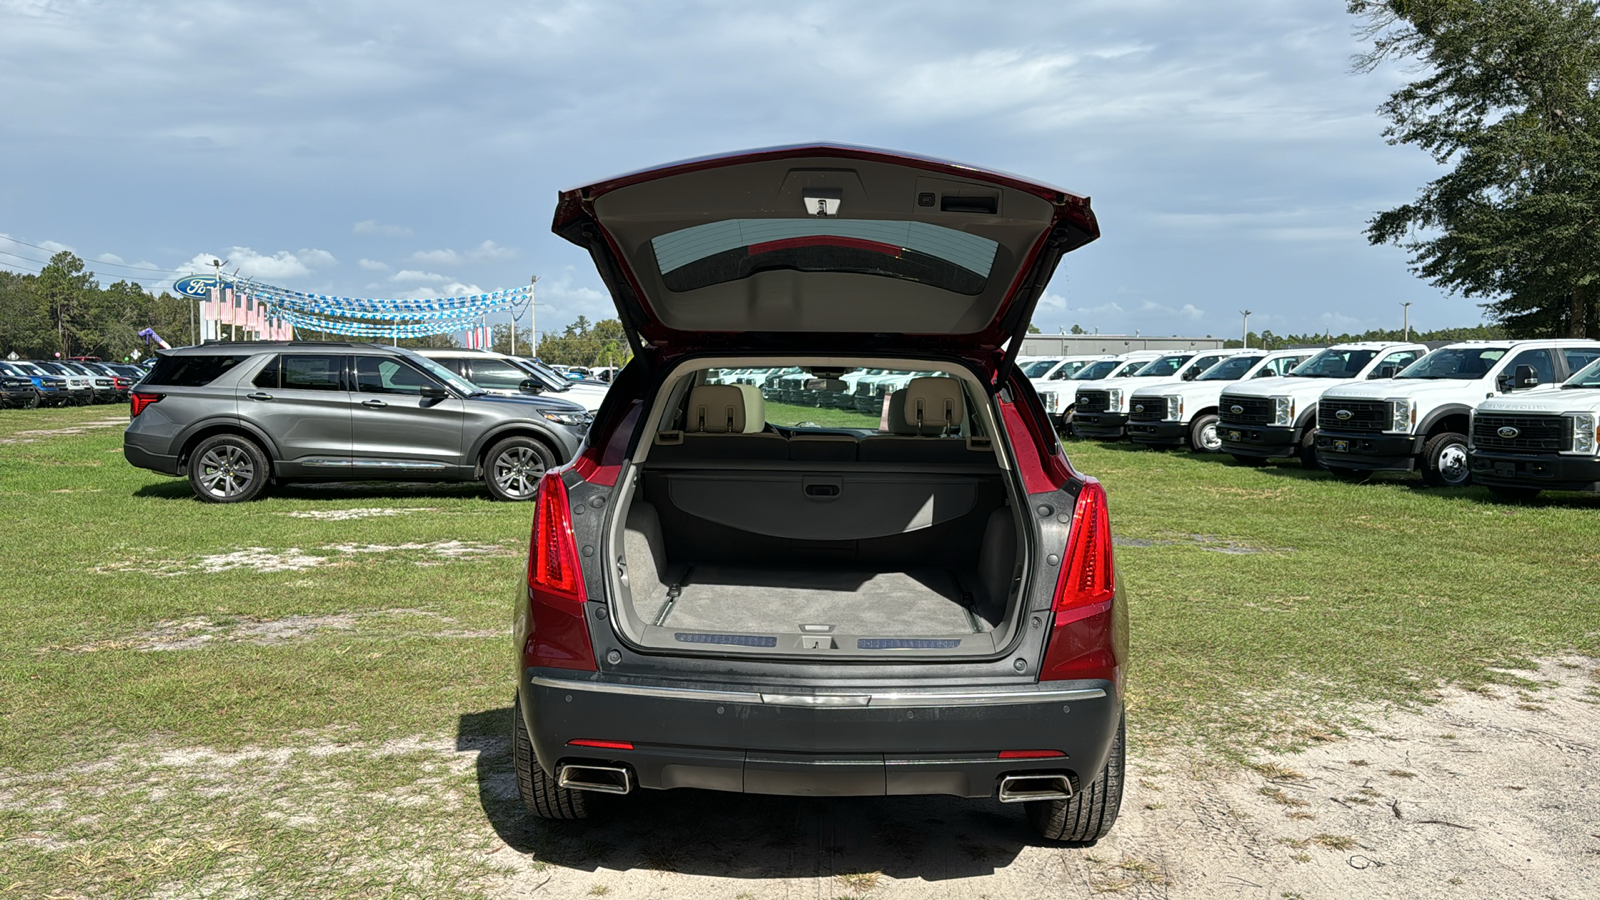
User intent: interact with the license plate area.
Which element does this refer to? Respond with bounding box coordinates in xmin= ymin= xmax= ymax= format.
xmin=1332 ymin=439 xmax=1350 ymax=453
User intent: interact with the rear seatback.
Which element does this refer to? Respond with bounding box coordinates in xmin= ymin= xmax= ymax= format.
xmin=652 ymin=383 xmax=788 ymax=460
xmin=858 ymin=377 xmax=988 ymax=464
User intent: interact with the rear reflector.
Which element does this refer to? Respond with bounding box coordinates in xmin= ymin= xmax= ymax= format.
xmin=568 ymin=739 xmax=634 ymax=750
xmin=998 ymin=749 xmax=1065 ymax=759
xmin=129 ymin=392 xmax=163 ymax=418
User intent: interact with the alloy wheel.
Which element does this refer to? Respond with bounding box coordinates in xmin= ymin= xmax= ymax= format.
xmin=493 ymin=446 xmax=546 ymax=500
xmin=197 ymin=445 xmax=256 ymax=499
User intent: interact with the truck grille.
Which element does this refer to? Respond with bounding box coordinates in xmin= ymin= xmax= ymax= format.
xmin=1473 ymin=414 xmax=1571 ymax=453
xmin=1129 ymin=402 xmax=1164 ymax=422
xmin=1076 ymin=390 xmax=1109 ymax=414
xmin=1220 ymin=396 xmax=1272 ymax=426
xmin=1318 ymin=399 xmax=1387 ymax=433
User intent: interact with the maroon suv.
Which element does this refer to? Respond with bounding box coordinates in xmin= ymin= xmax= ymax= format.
xmin=512 ymin=144 xmax=1127 ymax=842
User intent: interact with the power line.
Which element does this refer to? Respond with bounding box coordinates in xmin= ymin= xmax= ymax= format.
xmin=0 ymin=235 xmax=193 ymax=276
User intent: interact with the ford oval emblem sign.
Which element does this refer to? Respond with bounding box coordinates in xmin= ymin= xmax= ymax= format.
xmin=1229 ymin=404 xmax=1244 ymax=415
xmin=1134 ymin=404 xmax=1144 ymax=413
xmin=1497 ymin=426 xmax=1520 ymax=439
xmin=172 ymin=274 xmax=230 ymax=298
xmin=1335 ymin=409 xmax=1353 ymax=421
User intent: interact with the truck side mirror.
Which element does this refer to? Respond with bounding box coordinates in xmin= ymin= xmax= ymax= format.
xmin=1513 ymin=364 xmax=1540 ymax=389
xmin=1375 ymin=364 xmax=1400 ymax=379
xmin=1182 ymin=368 xmax=1199 ymax=381
xmin=519 ymin=378 xmax=545 ymax=394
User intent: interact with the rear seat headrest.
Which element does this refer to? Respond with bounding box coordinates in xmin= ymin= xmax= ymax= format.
xmin=685 ymin=384 xmax=766 ymax=434
xmin=884 ymin=377 xmax=965 ymax=436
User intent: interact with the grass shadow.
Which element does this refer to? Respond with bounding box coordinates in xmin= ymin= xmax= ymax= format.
xmin=457 ymin=707 xmax=1037 ymax=881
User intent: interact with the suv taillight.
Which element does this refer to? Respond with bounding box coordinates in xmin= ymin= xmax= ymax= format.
xmin=129 ymin=391 xmax=163 ymax=418
xmin=523 ymin=471 xmax=596 ymax=671
xmin=1039 ymin=480 xmax=1120 ymax=683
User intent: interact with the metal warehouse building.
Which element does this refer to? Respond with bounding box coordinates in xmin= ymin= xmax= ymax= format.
xmin=1018 ymin=334 xmax=1227 ymax=357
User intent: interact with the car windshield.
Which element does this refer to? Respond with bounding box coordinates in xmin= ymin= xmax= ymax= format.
xmin=1021 ymin=359 xmax=1061 ymax=378
xmin=1197 ymin=355 xmax=1264 ymax=381
xmin=1565 ymin=358 xmax=1600 ymax=388
xmin=1071 ymin=360 xmax=1119 ymax=380
xmin=405 ymin=354 xmax=484 ymax=395
xmin=1396 ymin=347 xmax=1506 ymax=380
xmin=1132 ymin=354 xmax=1192 ymax=377
xmin=1289 ymin=348 xmax=1379 ymax=378
xmin=511 ymin=358 xmax=571 ymax=391
xmin=651 ymin=218 xmax=1000 ymax=296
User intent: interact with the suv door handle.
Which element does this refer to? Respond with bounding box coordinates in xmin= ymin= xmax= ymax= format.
xmin=361 ymin=399 xmax=387 ymax=408
xmin=246 ymin=392 xmax=273 ymax=401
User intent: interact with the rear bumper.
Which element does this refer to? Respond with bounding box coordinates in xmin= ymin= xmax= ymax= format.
xmin=1072 ymin=412 xmax=1129 ymax=439
xmin=1469 ymin=450 xmax=1600 ymax=493
xmin=123 ymin=440 xmax=181 ymax=476
xmin=520 ymin=670 xmax=1121 ymax=799
xmin=1127 ymin=421 xmax=1185 ymax=445
xmin=1218 ymin=422 xmax=1296 ymax=457
xmin=1314 ymin=430 xmax=1420 ymax=471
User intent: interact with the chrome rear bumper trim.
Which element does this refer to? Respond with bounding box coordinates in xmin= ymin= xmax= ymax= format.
xmin=529 ymin=676 xmax=1106 ymax=708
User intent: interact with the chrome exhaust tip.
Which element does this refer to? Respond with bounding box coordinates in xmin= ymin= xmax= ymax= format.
xmin=558 ymin=764 xmax=633 ymax=795
xmin=997 ymin=773 xmax=1073 ymax=804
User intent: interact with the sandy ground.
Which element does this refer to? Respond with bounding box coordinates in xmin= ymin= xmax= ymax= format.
xmin=478 ymin=657 xmax=1599 ymax=899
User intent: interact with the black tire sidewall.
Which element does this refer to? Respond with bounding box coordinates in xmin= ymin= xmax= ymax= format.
xmin=1189 ymin=413 xmax=1221 ymax=453
xmin=187 ymin=435 xmax=270 ymax=503
xmin=1422 ymin=431 xmax=1470 ymax=487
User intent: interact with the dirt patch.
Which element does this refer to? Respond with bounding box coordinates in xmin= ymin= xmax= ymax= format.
xmin=94 ymin=540 xmax=515 ymax=576
xmin=44 ymin=608 xmax=495 ymax=653
xmin=282 ymin=507 xmax=437 ymax=521
xmin=0 ymin=418 xmax=129 ymax=445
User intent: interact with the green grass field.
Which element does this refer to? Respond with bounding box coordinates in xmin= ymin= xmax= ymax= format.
xmin=1 ymin=405 xmax=1596 ymax=895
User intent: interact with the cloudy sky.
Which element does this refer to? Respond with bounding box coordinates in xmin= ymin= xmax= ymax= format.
xmin=0 ymin=0 xmax=1458 ymax=341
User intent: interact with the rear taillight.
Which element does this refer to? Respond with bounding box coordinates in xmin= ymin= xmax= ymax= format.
xmin=1039 ymin=479 xmax=1120 ymax=683
xmin=523 ymin=471 xmax=596 ymax=671
xmin=129 ymin=392 xmax=163 ymax=418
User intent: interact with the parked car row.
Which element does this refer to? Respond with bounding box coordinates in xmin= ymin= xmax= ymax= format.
xmin=0 ymin=359 xmax=143 ymax=408
xmin=1051 ymin=338 xmax=1600 ymax=500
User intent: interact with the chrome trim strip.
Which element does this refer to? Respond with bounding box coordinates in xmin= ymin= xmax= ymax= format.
xmin=528 ymin=676 xmax=1106 ymax=708
xmin=302 ymin=458 xmax=353 ymax=468
xmin=350 ymin=459 xmax=450 ymax=470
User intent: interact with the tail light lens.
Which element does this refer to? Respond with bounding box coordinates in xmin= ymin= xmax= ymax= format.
xmin=523 ymin=471 xmax=596 ymax=671
xmin=1040 ymin=480 xmax=1120 ymax=683
xmin=129 ymin=392 xmax=163 ymax=418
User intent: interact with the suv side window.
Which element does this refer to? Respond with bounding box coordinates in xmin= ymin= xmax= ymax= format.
xmin=280 ymin=355 xmax=344 ymax=391
xmin=252 ymin=356 xmax=280 ymax=388
xmin=1505 ymin=348 xmax=1555 ymax=386
xmin=1564 ymin=348 xmax=1600 ymax=373
xmin=354 ymin=356 xmax=432 ymax=395
xmin=1371 ymin=349 xmax=1420 ymax=377
xmin=467 ymin=358 xmax=530 ymax=392
xmin=146 ymin=354 xmax=251 ymax=387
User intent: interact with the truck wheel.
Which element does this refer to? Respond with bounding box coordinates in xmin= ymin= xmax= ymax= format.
xmin=1230 ymin=454 xmax=1267 ymax=467
xmin=187 ymin=434 xmax=270 ymax=503
xmin=1421 ymin=431 xmax=1471 ymax=487
xmin=512 ymin=698 xmax=591 ymax=820
xmin=1296 ymin=429 xmax=1322 ymax=470
xmin=1487 ymin=485 xmax=1540 ymax=503
xmin=1188 ymin=414 xmax=1222 ymax=452
xmin=484 ymin=436 xmax=555 ymax=502
xmin=1027 ymin=713 xmax=1124 ymax=843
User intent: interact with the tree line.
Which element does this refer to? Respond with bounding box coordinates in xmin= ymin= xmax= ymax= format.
xmin=1221 ymin=323 xmax=1506 ymax=351
xmin=0 ymin=252 xmax=192 ymax=360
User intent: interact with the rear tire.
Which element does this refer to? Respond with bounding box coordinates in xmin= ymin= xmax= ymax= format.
xmin=187 ymin=434 xmax=270 ymax=503
xmin=1188 ymin=413 xmax=1221 ymax=453
xmin=1487 ymin=485 xmax=1540 ymax=503
xmin=1420 ymin=431 xmax=1471 ymax=487
xmin=483 ymin=436 xmax=555 ymax=502
xmin=1027 ymin=713 xmax=1124 ymax=843
xmin=1296 ymin=428 xmax=1321 ymax=470
xmin=512 ymin=697 xmax=591 ymax=820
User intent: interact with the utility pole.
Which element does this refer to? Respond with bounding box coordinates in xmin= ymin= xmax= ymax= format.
xmin=1240 ymin=309 xmax=1253 ymax=349
xmin=528 ymin=274 xmax=539 ymax=358
xmin=211 ymin=258 xmax=229 ymax=341
xmin=1401 ymin=301 xmax=1412 ymax=340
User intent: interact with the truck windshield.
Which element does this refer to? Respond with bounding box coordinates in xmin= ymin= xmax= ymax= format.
xmin=1197 ymin=355 xmax=1264 ymax=381
xmin=1396 ymin=348 xmax=1505 ymax=380
xmin=1021 ymin=359 xmax=1061 ymax=378
xmin=1072 ymin=360 xmax=1120 ymax=380
xmin=1290 ymin=348 xmax=1379 ymax=378
xmin=1132 ymin=355 xmax=1193 ymax=377
xmin=1565 ymin=358 xmax=1600 ymax=388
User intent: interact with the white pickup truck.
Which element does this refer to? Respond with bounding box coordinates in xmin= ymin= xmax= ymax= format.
xmin=1314 ymin=339 xmax=1600 ymax=486
xmin=1034 ymin=352 xmax=1160 ymax=430
xmin=1071 ymin=349 xmax=1233 ymax=440
xmin=1468 ymin=354 xmax=1600 ymax=500
xmin=1217 ymin=342 xmax=1429 ymax=467
xmin=1128 ymin=348 xmax=1314 ymax=452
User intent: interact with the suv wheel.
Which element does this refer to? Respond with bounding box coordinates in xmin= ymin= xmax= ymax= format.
xmin=512 ymin=698 xmax=592 ymax=820
xmin=1188 ymin=413 xmax=1222 ymax=453
xmin=1421 ymin=431 xmax=1471 ymax=487
xmin=188 ymin=434 xmax=270 ymax=503
xmin=484 ymin=436 xmax=555 ymax=502
xmin=1026 ymin=713 xmax=1124 ymax=843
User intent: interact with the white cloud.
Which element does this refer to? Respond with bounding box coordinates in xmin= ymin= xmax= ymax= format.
xmin=410 ymin=249 xmax=461 ymax=266
xmin=468 ymin=240 xmax=518 ymax=261
xmin=357 ymin=258 xmax=390 ymax=271
xmin=96 ymin=252 xmax=125 ymax=265
xmin=390 ymin=281 xmax=485 ymax=300
xmin=390 ymin=269 xmax=449 ymax=284
xmin=177 ymin=247 xmax=337 ymax=282
xmin=353 ymin=220 xmax=414 ymax=237
xmin=40 ymin=239 xmax=73 ymax=253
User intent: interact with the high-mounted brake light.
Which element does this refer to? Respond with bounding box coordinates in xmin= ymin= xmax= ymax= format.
xmin=1039 ymin=479 xmax=1120 ymax=683
xmin=523 ymin=471 xmax=597 ymax=671
xmin=129 ymin=392 xmax=163 ymax=418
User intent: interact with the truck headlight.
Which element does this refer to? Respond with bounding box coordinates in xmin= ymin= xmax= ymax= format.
xmin=1387 ymin=399 xmax=1416 ymax=434
xmin=1165 ymin=395 xmax=1182 ymax=421
xmin=1107 ymin=388 xmax=1125 ymax=412
xmin=1039 ymin=390 xmax=1059 ymax=413
xmin=1572 ymin=413 xmax=1598 ymax=455
xmin=1271 ymin=396 xmax=1294 ymax=427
